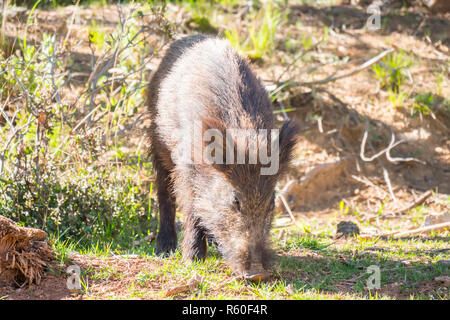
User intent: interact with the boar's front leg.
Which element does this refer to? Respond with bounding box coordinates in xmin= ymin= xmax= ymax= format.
xmin=154 ymin=158 xmax=178 ymax=256
xmin=182 ymin=214 xmax=207 ymax=261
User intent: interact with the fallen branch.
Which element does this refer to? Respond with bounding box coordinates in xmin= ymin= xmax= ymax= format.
xmin=381 ymin=221 xmax=450 ymax=239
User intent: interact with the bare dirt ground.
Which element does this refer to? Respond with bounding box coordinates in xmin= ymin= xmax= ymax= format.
xmin=0 ymin=0 xmax=449 ymax=300
xmin=273 ymin=3 xmax=450 ymax=234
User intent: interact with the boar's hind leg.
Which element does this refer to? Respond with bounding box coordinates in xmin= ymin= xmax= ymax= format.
xmin=182 ymin=215 xmax=207 ymax=261
xmin=154 ymin=158 xmax=177 ymax=256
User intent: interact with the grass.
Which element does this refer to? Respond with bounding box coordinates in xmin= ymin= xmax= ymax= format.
xmin=47 ymin=210 xmax=450 ymax=300
xmin=224 ymin=2 xmax=283 ymax=60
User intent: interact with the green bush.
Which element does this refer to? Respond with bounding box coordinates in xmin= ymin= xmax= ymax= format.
xmin=0 ymin=3 xmax=171 ymax=248
xmin=0 ymin=167 xmax=155 ymax=246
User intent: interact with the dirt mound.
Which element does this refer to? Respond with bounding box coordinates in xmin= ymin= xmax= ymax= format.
xmin=0 ymin=216 xmax=53 ymax=287
xmin=278 ymin=158 xmax=353 ymax=211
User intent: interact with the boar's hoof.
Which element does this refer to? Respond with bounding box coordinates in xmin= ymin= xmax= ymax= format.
xmin=244 ymin=272 xmax=269 ymax=283
xmin=155 ymin=245 xmax=176 ymax=256
xmin=155 ymin=237 xmax=177 ymax=256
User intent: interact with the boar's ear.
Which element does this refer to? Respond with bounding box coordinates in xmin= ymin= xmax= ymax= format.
xmin=277 ymin=119 xmax=300 ymax=174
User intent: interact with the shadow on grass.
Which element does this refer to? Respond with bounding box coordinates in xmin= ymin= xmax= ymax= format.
xmin=272 ymin=237 xmax=449 ymax=299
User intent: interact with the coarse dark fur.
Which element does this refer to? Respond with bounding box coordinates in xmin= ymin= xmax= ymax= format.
xmin=147 ymin=35 xmax=298 ymax=278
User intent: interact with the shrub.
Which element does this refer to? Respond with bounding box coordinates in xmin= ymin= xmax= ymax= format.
xmin=0 ymin=3 xmax=171 ymax=248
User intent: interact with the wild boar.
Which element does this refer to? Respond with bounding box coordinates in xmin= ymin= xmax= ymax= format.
xmin=147 ymin=34 xmax=298 ymax=281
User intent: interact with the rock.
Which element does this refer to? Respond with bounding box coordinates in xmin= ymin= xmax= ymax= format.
xmin=336 ymin=221 xmax=360 ymax=238
xmin=274 ymin=217 xmax=293 ymax=227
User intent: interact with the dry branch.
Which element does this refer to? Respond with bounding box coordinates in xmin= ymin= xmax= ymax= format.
xmin=274 ymin=193 xmax=296 ymax=228
xmin=360 ymin=125 xmax=424 ymax=165
xmin=381 ymin=221 xmax=450 ymax=239
xmin=388 ymin=190 xmax=433 ymax=216
xmin=361 ymin=119 xmax=399 ymax=204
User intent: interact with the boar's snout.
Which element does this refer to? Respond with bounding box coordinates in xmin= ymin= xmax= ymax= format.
xmin=243 ymin=263 xmax=269 ymax=283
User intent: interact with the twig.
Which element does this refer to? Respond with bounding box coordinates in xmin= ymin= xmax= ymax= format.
xmin=274 ymin=191 xmax=296 ymax=228
xmin=277 ymin=98 xmax=290 ymax=121
xmin=359 ymin=118 xmax=424 ymax=206
xmin=0 ymin=113 xmax=34 ymax=174
xmin=360 ymin=127 xmax=424 ymax=164
xmin=361 ymin=119 xmax=399 ymax=204
xmin=278 ymin=193 xmax=296 ymax=223
xmin=101 ymin=113 xmax=148 ymax=143
xmin=360 ymin=128 xmax=403 ymax=162
xmin=381 ymin=166 xmax=398 ymax=205
xmin=287 ymin=48 xmax=394 ymax=88
xmin=49 ymin=35 xmax=62 ymax=105
xmin=12 ymin=72 xmax=38 ymax=117
xmin=385 ymin=131 xmax=425 ymax=164
xmin=388 ymin=190 xmax=433 ymax=216
xmin=50 ymin=104 xmax=102 ymax=157
xmin=350 ymin=174 xmax=389 ymax=198
xmin=62 ymin=2 xmax=78 ymax=45
xmin=276 ymin=37 xmax=323 ymax=83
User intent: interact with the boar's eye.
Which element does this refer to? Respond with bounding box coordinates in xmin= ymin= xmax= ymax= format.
xmin=232 ymin=195 xmax=241 ymax=211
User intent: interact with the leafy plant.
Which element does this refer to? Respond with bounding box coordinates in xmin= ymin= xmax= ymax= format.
xmin=248 ymin=3 xmax=282 ymax=59
xmin=88 ymin=20 xmax=107 ymax=50
xmin=387 ymin=89 xmax=408 ymax=108
xmin=411 ymin=92 xmax=435 ymax=116
xmin=225 ymin=3 xmax=283 ymax=60
xmin=372 ymin=50 xmax=413 ymax=92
